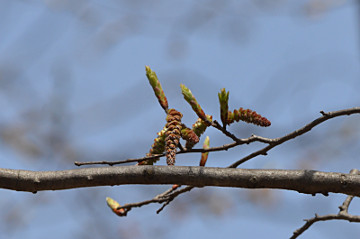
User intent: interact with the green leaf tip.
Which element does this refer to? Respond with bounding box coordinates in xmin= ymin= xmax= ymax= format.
xmin=145 ymin=66 xmax=168 ymax=112
xmin=200 ymin=136 xmax=210 ymax=166
xmin=180 ymin=84 xmax=208 ymax=123
xmin=203 ymin=135 xmax=210 ymax=147
xmin=106 ymin=197 xmax=126 ymax=216
xmin=106 ymin=197 xmax=118 ymax=208
xmin=218 ymin=88 xmax=229 ymax=127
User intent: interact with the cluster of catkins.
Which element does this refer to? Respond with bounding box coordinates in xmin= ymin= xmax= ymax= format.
xmin=107 ymin=66 xmax=272 ymax=217
xmin=139 ymin=111 xmax=211 ymax=165
xmin=140 ymin=66 xmax=271 ymax=166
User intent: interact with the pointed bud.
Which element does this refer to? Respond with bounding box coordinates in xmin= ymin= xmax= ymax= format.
xmin=145 ymin=66 xmax=168 ymax=112
xmin=172 ymin=184 xmax=180 ymax=190
xmin=180 ymin=84 xmax=209 ymax=124
xmin=218 ymin=88 xmax=229 ymax=127
xmin=106 ymin=197 xmax=126 ymax=216
xmin=200 ymin=136 xmax=210 ymax=166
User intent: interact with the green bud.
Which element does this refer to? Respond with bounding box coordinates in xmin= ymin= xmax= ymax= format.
xmin=145 ymin=66 xmax=168 ymax=112
xmin=200 ymin=136 xmax=210 ymax=166
xmin=180 ymin=84 xmax=208 ymax=123
xmin=218 ymin=88 xmax=229 ymax=127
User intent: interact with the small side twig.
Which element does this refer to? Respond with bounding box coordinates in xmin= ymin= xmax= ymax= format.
xmin=291 ymin=212 xmax=360 ymax=239
xmin=74 ymin=153 xmax=164 ymax=166
xmin=156 ymin=186 xmax=194 ymax=213
xmin=92 ymin=107 xmax=360 ymax=216
xmin=75 ymin=107 xmax=360 ymax=167
xmin=117 ymin=185 xmax=194 ymax=215
xmin=291 ymin=169 xmax=360 ymax=239
xmin=211 ymin=120 xmax=240 ymax=142
xmin=229 ymin=108 xmax=360 ymax=168
xmin=73 ymin=134 xmax=273 ymax=166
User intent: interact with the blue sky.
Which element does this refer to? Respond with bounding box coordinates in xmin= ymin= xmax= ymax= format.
xmin=0 ymin=1 xmax=359 ymax=238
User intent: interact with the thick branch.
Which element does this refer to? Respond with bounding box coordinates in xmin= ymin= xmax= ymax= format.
xmin=1 ymin=166 xmax=360 ymax=196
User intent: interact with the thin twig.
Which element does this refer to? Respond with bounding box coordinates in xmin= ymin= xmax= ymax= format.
xmin=156 ymin=186 xmax=194 ymax=213
xmin=74 ymin=153 xmax=164 ymax=166
xmin=156 ymin=199 xmax=172 ymax=214
xmin=156 ymin=184 xmax=182 ymax=199
xmin=291 ymin=169 xmax=360 ymax=239
xmin=101 ymin=107 xmax=360 ymax=216
xmin=116 ymin=185 xmax=194 ymax=215
xmin=73 ymin=135 xmax=270 ymax=166
xmin=229 ymin=107 xmax=360 ymax=168
xmin=291 ymin=213 xmax=360 ymax=239
xmin=74 ymin=107 xmax=360 ymax=167
xmin=211 ymin=120 xmax=240 ymax=142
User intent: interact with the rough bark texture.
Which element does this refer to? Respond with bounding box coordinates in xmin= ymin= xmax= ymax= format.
xmin=1 ymin=166 xmax=360 ymax=196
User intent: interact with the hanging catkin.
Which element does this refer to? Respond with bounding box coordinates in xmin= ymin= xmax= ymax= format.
xmin=165 ymin=109 xmax=183 ymax=165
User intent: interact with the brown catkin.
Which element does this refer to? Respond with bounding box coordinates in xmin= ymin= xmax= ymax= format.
xmin=181 ymin=124 xmax=199 ymax=149
xmin=227 ymin=108 xmax=271 ymax=127
xmin=165 ymin=109 xmax=183 ymax=165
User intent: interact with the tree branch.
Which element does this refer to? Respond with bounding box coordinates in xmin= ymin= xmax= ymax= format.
xmin=291 ymin=212 xmax=360 ymax=239
xmin=74 ymin=107 xmax=360 ymax=167
xmin=1 ymin=166 xmax=360 ymax=196
xmin=229 ymin=107 xmax=360 ymax=168
xmin=291 ymin=169 xmax=360 ymax=238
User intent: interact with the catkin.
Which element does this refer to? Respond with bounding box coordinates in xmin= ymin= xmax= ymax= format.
xmin=227 ymin=108 xmax=271 ymax=127
xmin=165 ymin=109 xmax=183 ymax=165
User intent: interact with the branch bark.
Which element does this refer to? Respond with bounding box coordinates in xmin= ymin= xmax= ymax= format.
xmin=1 ymin=166 xmax=360 ymax=196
